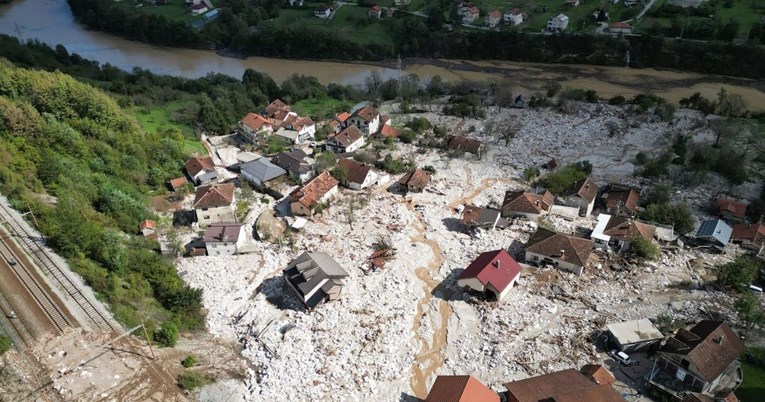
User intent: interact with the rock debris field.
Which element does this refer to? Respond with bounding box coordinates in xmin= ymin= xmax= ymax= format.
xmin=177 ymin=103 xmax=747 ymax=401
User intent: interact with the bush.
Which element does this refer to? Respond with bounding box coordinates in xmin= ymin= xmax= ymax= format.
xmin=523 ymin=167 xmax=540 ymax=182
xmin=0 ymin=333 xmax=11 ymax=355
xmin=639 ymin=202 xmax=694 ymax=235
xmin=718 ymin=257 xmax=761 ymax=291
xmin=608 ymin=95 xmax=626 ymax=105
xmin=630 ymin=237 xmax=660 ymax=260
xmin=422 ymin=165 xmax=436 ymax=174
xmin=404 ymin=117 xmax=432 ymax=133
xmin=182 ymin=355 xmax=197 ymax=368
xmin=541 ymin=162 xmax=591 ymax=194
xmin=399 ymin=129 xmax=416 ymax=144
xmin=178 ymin=372 xmax=213 ymax=391
xmin=154 ymin=321 xmax=179 ymax=347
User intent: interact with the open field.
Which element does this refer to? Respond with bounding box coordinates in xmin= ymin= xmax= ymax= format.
xmin=292 ymin=97 xmax=352 ymax=119
xmin=112 ymin=0 xmax=203 ymax=24
xmin=131 ymin=101 xmax=207 ymax=156
xmin=272 ymin=4 xmax=394 ymax=45
xmin=739 ymin=360 xmax=765 ymax=401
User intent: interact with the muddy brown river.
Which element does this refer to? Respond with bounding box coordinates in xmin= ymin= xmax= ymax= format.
xmin=2 ymin=0 xmax=764 ymax=107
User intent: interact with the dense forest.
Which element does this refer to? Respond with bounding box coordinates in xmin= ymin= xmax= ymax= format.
xmin=65 ymin=0 xmax=765 ymax=79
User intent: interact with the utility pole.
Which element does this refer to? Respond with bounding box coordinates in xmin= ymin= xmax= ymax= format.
xmin=140 ymin=317 xmax=156 ymax=360
xmin=14 ymin=22 xmax=24 ymax=42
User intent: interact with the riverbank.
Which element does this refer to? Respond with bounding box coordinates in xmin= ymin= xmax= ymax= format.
xmin=2 ymin=0 xmax=765 ymax=110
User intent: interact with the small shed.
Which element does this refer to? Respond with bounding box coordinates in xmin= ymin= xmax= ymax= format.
xmin=606 ymin=318 xmax=663 ymax=353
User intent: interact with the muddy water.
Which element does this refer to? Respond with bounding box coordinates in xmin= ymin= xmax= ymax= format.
xmin=3 ymin=0 xmax=765 ymax=109
xmin=406 ymin=202 xmax=451 ymax=399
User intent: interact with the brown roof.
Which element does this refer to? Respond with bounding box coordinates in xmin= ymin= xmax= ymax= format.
xmin=731 ymin=223 xmax=765 ymax=246
xmin=193 ymin=183 xmax=235 ymax=209
xmin=659 ymin=321 xmax=745 ymax=382
xmin=331 ymin=126 xmax=364 ymax=147
xmin=603 ymin=217 xmax=655 ymax=241
xmin=204 ymin=223 xmax=244 ymax=243
xmin=565 ymin=177 xmax=600 ymax=204
xmin=445 ymin=135 xmax=484 ymax=154
xmin=712 ymin=198 xmax=748 ymax=219
xmin=351 ymin=105 xmax=379 ymax=122
xmin=503 ymin=190 xmax=554 ymax=214
xmin=336 ymin=112 xmax=350 ymax=122
xmin=489 ymin=10 xmax=502 ymax=18
xmin=525 ymin=228 xmax=594 ymax=267
xmin=139 ymin=219 xmax=156 ymax=231
xmin=552 ymin=383 xmax=627 ymax=402
xmin=185 ymin=156 xmax=215 ymax=177
xmin=681 ymin=393 xmax=715 ymax=402
xmin=265 ymin=99 xmax=290 ymax=117
xmin=504 ymin=369 xmax=599 ymax=402
xmin=606 ymin=189 xmax=639 ymax=213
xmin=289 ymin=171 xmax=339 ymax=209
xmin=380 ymin=124 xmax=401 ymax=138
xmin=241 ymin=113 xmax=271 ymax=131
xmin=461 ymin=204 xmax=483 ymax=226
xmin=609 ymin=21 xmax=632 ymax=29
xmin=338 ymin=158 xmax=373 ymax=185
xmin=426 ymin=375 xmax=499 ymax=402
xmin=168 ymin=176 xmax=188 ymax=191
xmin=398 ymin=169 xmax=432 ymax=190
xmin=292 ymin=116 xmax=315 ymax=131
xmin=281 ymin=112 xmax=298 ymax=125
xmin=580 ymin=364 xmax=616 ymax=386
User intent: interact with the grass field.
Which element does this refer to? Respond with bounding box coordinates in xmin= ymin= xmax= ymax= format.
xmin=130 ymin=101 xmax=207 ymax=156
xmin=292 ymin=97 xmax=351 ymax=119
xmin=634 ymin=0 xmax=765 ymax=37
xmin=112 ymin=0 xmax=206 ymax=24
xmin=739 ymin=361 xmax=765 ymax=401
xmin=272 ymin=4 xmax=394 ymax=45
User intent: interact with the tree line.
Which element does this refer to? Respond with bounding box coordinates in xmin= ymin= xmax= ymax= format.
xmin=65 ymin=0 xmax=765 ymax=79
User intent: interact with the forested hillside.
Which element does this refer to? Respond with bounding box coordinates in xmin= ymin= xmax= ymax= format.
xmin=0 ymin=60 xmax=204 ymax=331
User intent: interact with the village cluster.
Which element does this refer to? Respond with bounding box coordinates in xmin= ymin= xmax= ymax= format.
xmin=139 ymin=97 xmax=764 ymax=402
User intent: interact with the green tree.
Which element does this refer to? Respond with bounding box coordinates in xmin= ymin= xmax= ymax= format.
xmin=154 ymin=321 xmax=179 ymax=348
xmin=735 ymin=292 xmax=765 ymax=336
xmin=181 ymin=355 xmax=197 ymax=368
xmin=717 ymin=257 xmax=761 ymax=290
xmin=0 ymin=333 xmax=11 ymax=355
xmin=629 ymin=237 xmax=660 ymax=260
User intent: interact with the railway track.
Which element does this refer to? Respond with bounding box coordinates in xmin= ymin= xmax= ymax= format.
xmin=0 ymin=287 xmax=34 ymax=347
xmin=0 ymin=237 xmax=71 ymax=332
xmin=0 ymin=202 xmax=119 ymax=334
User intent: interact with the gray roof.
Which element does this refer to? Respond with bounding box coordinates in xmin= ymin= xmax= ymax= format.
xmin=274 ymin=127 xmax=299 ymax=142
xmin=273 ymin=151 xmax=311 ymax=175
xmin=282 ymin=251 xmax=349 ymax=308
xmin=241 ymin=157 xmax=287 ymax=182
xmin=477 ymin=208 xmax=501 ymax=225
xmin=696 ymin=219 xmax=732 ymax=247
xmin=197 ymin=170 xmax=219 ymax=183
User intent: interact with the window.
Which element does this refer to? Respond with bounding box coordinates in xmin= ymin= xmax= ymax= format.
xmin=676 ymin=369 xmax=687 ymax=381
xmin=203 ymin=215 xmax=210 ymax=220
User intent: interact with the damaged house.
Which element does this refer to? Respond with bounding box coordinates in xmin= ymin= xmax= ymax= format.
xmin=282 ymin=251 xmax=350 ymax=308
xmin=563 ymin=177 xmax=600 ymax=217
xmin=289 ymin=171 xmax=339 ymax=217
xmin=457 ymin=249 xmax=522 ymax=301
xmin=648 ymin=320 xmax=744 ymax=401
xmin=501 ymin=189 xmax=554 ymax=220
xmin=524 ymin=228 xmax=594 ymax=275
xmin=591 ymin=214 xmax=656 ymax=253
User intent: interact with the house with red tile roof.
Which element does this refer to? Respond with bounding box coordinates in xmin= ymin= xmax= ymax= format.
xmin=504 ymin=368 xmax=626 ymax=402
xmin=368 ymin=5 xmax=382 ymax=18
xmin=501 ymin=189 xmax=554 ymax=220
xmin=346 ymin=105 xmax=380 ymax=135
xmin=444 ymin=135 xmax=486 ymax=157
xmin=459 ymin=2 xmax=480 ymax=23
xmin=426 ymin=375 xmax=499 ymax=402
xmin=457 ymin=249 xmax=522 ymax=301
xmin=591 ymin=214 xmax=656 ymax=252
xmin=524 ymin=228 xmax=594 ymax=275
xmin=139 ymin=219 xmax=158 ymax=240
xmin=240 ymin=112 xmax=273 ymax=141
xmin=398 ymin=169 xmax=431 ymax=193
xmin=605 ymin=188 xmax=640 ymax=217
xmin=167 ymin=176 xmax=189 ymax=192
xmin=326 ymin=126 xmax=365 ymax=153
xmin=487 ymin=10 xmax=502 ymax=28
xmin=503 ymin=8 xmax=525 ymax=25
xmin=580 ymin=364 xmax=616 ymax=386
xmin=607 ymin=21 xmax=633 ymax=34
xmin=264 ymin=99 xmax=291 ymax=119
xmin=649 ymin=321 xmax=745 ymax=400
xmin=564 ymin=177 xmax=600 ymax=217
xmin=289 ymin=171 xmax=339 ymax=217
xmin=184 ymin=156 xmax=218 ymax=185
xmin=731 ymin=223 xmax=765 ymax=248
xmin=711 ymin=198 xmax=748 ymax=223
xmin=337 ymin=158 xmax=387 ymax=190
xmin=193 ymin=183 xmax=236 ymax=225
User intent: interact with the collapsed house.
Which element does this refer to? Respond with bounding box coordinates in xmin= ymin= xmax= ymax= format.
xmin=282 ymin=251 xmax=349 ymax=308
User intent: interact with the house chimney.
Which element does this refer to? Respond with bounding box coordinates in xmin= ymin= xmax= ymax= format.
xmin=494 ymin=259 xmax=501 ymax=269
xmin=714 ymin=336 xmax=724 ymax=344
xmin=560 ymin=249 xmax=565 ymax=256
